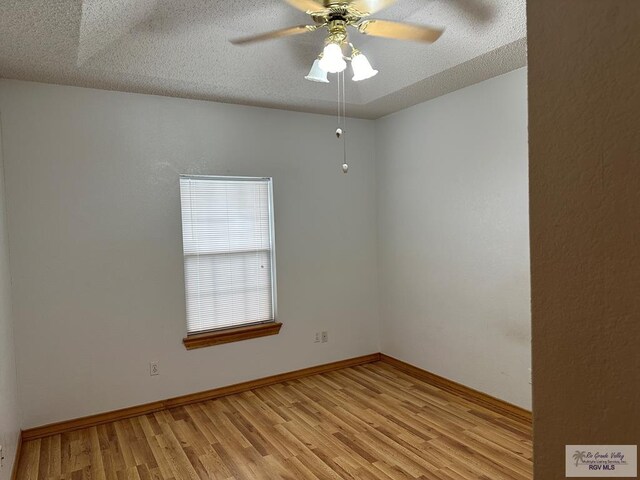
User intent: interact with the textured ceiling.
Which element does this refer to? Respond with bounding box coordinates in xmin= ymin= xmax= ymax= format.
xmin=0 ymin=0 xmax=526 ymax=119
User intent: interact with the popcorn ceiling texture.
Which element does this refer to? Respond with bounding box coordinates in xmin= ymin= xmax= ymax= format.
xmin=0 ymin=0 xmax=525 ymax=119
xmin=528 ymin=1 xmax=640 ymax=477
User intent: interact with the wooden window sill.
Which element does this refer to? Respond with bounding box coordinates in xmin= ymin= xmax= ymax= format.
xmin=183 ymin=322 xmax=282 ymax=350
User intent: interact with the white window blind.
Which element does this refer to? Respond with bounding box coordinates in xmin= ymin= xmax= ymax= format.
xmin=179 ymin=175 xmax=277 ymax=335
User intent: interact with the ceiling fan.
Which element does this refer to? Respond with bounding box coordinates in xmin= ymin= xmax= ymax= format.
xmin=229 ymin=0 xmax=445 ymax=83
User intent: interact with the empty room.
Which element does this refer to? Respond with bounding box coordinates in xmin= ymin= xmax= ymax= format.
xmin=0 ymin=1 xmax=638 ymax=479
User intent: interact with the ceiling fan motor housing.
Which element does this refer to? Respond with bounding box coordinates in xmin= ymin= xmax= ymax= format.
xmin=327 ymin=20 xmax=350 ymax=44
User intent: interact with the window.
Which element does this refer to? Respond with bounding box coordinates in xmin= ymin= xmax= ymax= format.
xmin=179 ymin=175 xmax=279 ymax=348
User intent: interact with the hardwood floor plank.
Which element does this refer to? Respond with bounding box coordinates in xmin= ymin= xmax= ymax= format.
xmin=16 ymin=438 xmax=40 ymax=480
xmin=88 ymin=427 xmax=107 ymax=480
xmin=16 ymin=363 xmax=532 ymax=479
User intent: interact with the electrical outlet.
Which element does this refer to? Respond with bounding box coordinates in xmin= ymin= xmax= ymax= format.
xmin=0 ymin=444 xmax=4 ymax=468
xmin=528 ymin=368 xmax=532 ymax=385
xmin=314 ymin=332 xmax=321 ymax=343
xmin=150 ymin=361 xmax=159 ymax=376
xmin=321 ymin=331 xmax=328 ymax=343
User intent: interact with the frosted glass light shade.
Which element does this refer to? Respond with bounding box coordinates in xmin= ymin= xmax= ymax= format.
xmin=319 ymin=43 xmax=346 ymax=73
xmin=351 ymin=52 xmax=378 ymax=81
xmin=305 ymin=59 xmax=329 ymax=83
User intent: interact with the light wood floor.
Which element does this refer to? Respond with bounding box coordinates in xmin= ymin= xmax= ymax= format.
xmin=16 ymin=363 xmax=532 ymax=480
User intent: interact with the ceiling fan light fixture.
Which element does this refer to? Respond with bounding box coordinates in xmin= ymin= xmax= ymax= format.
xmin=351 ymin=51 xmax=378 ymax=81
xmin=305 ymin=58 xmax=330 ymax=83
xmin=319 ymin=43 xmax=347 ymax=73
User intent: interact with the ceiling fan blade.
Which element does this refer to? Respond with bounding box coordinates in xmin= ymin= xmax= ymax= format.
xmin=357 ymin=19 xmax=444 ymax=43
xmin=447 ymin=0 xmax=495 ymax=23
xmin=230 ymin=25 xmax=317 ymax=45
xmin=348 ymin=0 xmax=397 ymax=15
xmin=282 ymin=0 xmax=327 ymax=13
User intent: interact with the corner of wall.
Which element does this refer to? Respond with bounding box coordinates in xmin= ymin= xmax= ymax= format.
xmin=372 ymin=117 xmax=385 ymax=355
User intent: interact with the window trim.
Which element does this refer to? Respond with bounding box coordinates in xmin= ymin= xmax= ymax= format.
xmin=179 ymin=175 xmax=279 ymax=348
xmin=183 ymin=321 xmax=283 ymax=350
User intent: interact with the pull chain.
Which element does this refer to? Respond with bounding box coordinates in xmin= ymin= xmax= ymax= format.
xmin=335 ymin=69 xmax=348 ymax=173
xmin=336 ymin=70 xmax=342 ymax=137
xmin=341 ymin=70 xmax=348 ymax=173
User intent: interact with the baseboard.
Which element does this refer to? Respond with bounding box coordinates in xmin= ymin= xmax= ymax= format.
xmin=379 ymin=354 xmax=532 ymax=426
xmin=10 ymin=431 xmax=23 ymax=480
xmin=21 ymin=353 xmax=381 ymax=440
xmin=21 ymin=351 xmax=531 ymax=441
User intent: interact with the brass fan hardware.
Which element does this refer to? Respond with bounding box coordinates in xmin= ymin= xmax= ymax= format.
xmin=230 ymin=0 xmax=445 ymax=83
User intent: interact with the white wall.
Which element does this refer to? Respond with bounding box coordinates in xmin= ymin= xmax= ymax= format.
xmin=0 ymin=113 xmax=20 ymax=479
xmin=376 ymin=68 xmax=531 ymax=408
xmin=0 ymin=80 xmax=380 ymax=428
xmin=0 ymin=69 xmax=531 ymax=430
